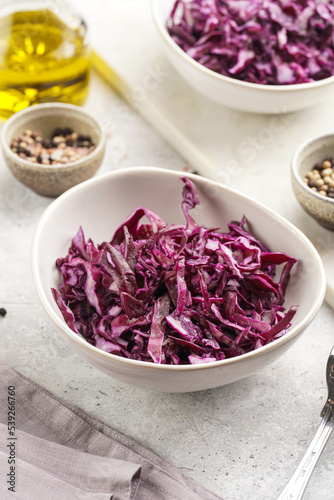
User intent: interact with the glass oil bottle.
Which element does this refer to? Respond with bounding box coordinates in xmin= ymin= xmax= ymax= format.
xmin=0 ymin=0 xmax=91 ymax=119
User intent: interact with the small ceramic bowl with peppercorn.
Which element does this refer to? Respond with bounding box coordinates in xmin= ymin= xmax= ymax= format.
xmin=1 ymin=103 xmax=106 ymax=197
xmin=291 ymin=134 xmax=334 ymax=230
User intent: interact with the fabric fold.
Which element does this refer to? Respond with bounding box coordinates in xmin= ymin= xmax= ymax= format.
xmin=0 ymin=362 xmax=224 ymax=500
xmin=0 ymin=424 xmax=141 ymax=500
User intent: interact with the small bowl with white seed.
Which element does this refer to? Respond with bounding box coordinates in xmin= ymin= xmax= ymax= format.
xmin=291 ymin=133 xmax=334 ymax=230
xmin=1 ymin=103 xmax=106 ymax=197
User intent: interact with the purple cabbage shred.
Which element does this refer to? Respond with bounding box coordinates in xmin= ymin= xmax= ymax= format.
xmin=52 ymin=177 xmax=298 ymax=365
xmin=167 ymin=0 xmax=334 ymax=85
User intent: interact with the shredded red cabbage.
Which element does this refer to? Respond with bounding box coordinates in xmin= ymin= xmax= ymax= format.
xmin=167 ymin=0 xmax=334 ymax=85
xmin=52 ymin=177 xmax=298 ymax=365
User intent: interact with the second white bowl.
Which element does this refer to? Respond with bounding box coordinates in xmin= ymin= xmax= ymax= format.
xmin=152 ymin=0 xmax=334 ymax=114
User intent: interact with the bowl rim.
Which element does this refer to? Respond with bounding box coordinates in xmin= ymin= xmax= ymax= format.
xmin=31 ymin=166 xmax=326 ymax=372
xmin=291 ymin=132 xmax=334 ymax=204
xmin=1 ymin=102 xmax=106 ymax=170
xmin=151 ymin=0 xmax=334 ymax=94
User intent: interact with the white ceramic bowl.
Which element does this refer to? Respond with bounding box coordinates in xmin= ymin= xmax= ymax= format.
xmin=291 ymin=133 xmax=334 ymax=229
xmin=1 ymin=103 xmax=106 ymax=197
xmin=31 ymin=167 xmax=325 ymax=392
xmin=152 ymin=0 xmax=334 ymax=114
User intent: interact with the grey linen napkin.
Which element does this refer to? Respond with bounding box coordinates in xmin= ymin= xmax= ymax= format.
xmin=0 ymin=424 xmax=141 ymax=499
xmin=0 ymin=363 xmax=224 ymax=500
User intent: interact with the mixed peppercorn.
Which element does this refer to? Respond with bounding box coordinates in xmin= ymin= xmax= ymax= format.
xmin=303 ymin=158 xmax=334 ymax=198
xmin=10 ymin=128 xmax=95 ymax=165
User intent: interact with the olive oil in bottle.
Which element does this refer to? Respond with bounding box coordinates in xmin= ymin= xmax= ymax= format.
xmin=0 ymin=7 xmax=91 ymax=119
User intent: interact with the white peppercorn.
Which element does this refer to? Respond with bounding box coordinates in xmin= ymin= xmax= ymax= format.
xmin=304 ymin=158 xmax=334 ymax=198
